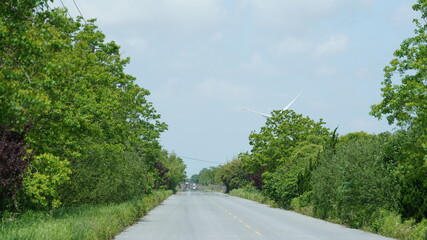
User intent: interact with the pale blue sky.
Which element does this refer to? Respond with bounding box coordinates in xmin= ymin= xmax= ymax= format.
xmin=55 ymin=0 xmax=419 ymax=176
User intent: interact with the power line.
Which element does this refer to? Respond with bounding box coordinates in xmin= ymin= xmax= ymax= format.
xmin=72 ymin=0 xmax=87 ymax=23
xmin=178 ymin=155 xmax=223 ymax=164
xmin=57 ymin=0 xmax=87 ymax=24
xmin=59 ymin=0 xmax=73 ymax=19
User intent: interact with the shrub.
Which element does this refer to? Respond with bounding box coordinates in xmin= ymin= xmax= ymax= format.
xmin=411 ymin=219 xmax=427 ymax=240
xmin=23 ymin=153 xmax=71 ymax=208
xmin=290 ymin=191 xmax=313 ymax=216
xmin=372 ymin=210 xmax=415 ymax=240
xmin=311 ymin=135 xmax=399 ymax=227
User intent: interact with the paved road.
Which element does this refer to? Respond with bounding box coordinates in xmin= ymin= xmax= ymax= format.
xmin=115 ymin=190 xmax=395 ymax=240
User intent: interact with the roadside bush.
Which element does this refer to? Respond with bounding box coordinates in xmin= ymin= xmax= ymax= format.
xmin=262 ymin=141 xmax=325 ymax=208
xmin=23 ymin=153 xmax=71 ymax=208
xmin=262 ymin=166 xmax=299 ymax=208
xmin=290 ymin=191 xmax=313 ymax=216
xmin=370 ymin=210 xmax=415 ymax=240
xmin=216 ymin=158 xmax=249 ymax=193
xmin=311 ymin=135 xmax=399 ymax=227
xmin=386 ymin=129 xmax=427 ymax=222
xmin=61 ymin=142 xmax=154 ymax=205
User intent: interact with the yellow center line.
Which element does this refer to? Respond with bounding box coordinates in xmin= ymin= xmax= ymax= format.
xmin=213 ymin=200 xmax=261 ymax=236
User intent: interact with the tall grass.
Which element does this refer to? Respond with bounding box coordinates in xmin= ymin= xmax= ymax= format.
xmin=229 ymin=187 xmax=276 ymax=206
xmin=366 ymin=210 xmax=427 ymax=240
xmin=0 ymin=190 xmax=172 ymax=240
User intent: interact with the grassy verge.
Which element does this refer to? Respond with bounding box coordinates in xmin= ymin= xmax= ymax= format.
xmin=229 ymin=187 xmax=276 ymax=206
xmin=363 ymin=211 xmax=427 ymax=240
xmin=0 ymin=190 xmax=172 ymax=240
xmin=229 ymin=188 xmax=427 ymax=240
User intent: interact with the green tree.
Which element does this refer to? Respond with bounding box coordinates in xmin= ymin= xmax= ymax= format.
xmin=370 ymin=0 xmax=427 ymax=221
xmin=216 ymin=158 xmax=249 ymax=192
xmin=1 ymin=0 xmax=77 ymax=210
xmin=154 ymin=151 xmax=186 ymax=193
xmin=370 ymin=1 xmax=427 ymax=130
xmin=190 ymin=174 xmax=199 ymax=183
xmin=0 ymin=0 xmax=169 ymax=209
xmin=197 ymin=167 xmax=218 ymax=185
xmin=262 ymin=135 xmax=326 ymax=207
xmin=243 ymin=110 xmax=329 ymax=189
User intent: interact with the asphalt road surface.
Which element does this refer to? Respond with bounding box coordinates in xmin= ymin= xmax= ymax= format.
xmin=115 ymin=190 xmax=396 ymax=240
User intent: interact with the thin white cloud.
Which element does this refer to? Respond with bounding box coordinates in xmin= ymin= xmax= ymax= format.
xmin=208 ymin=32 xmax=225 ymax=42
xmin=154 ymin=78 xmax=183 ymax=100
xmin=241 ymin=0 xmax=376 ymax=34
xmin=244 ymin=0 xmax=342 ymax=32
xmin=391 ymin=3 xmax=419 ymax=32
xmin=63 ymin=0 xmax=226 ymax=33
xmin=315 ymin=64 xmax=337 ymax=77
xmin=125 ymin=38 xmax=149 ymax=53
xmin=314 ymin=34 xmax=350 ymax=58
xmin=353 ymin=67 xmax=370 ymax=79
xmin=272 ymin=37 xmax=313 ymax=56
xmin=307 ymin=98 xmax=332 ymax=111
xmin=169 ymin=59 xmax=192 ymax=71
xmin=243 ymin=54 xmax=262 ymax=67
xmin=158 ymin=0 xmax=226 ymax=32
xmin=271 ymin=34 xmax=349 ymax=60
xmin=197 ymin=79 xmax=254 ymax=101
xmin=240 ymin=53 xmax=280 ymax=77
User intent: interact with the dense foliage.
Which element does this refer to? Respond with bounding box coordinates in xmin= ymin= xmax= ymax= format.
xmin=244 ymin=110 xmax=329 ymax=192
xmin=370 ymin=0 xmax=427 ymax=223
xmin=215 ymin=158 xmax=249 ymax=193
xmin=311 ymin=133 xmax=399 ymax=228
xmin=154 ymin=151 xmax=186 ymax=193
xmin=196 ymin=167 xmax=218 ymax=185
xmin=242 ymin=110 xmax=329 ymax=207
xmin=0 ymin=0 xmax=185 ymax=213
